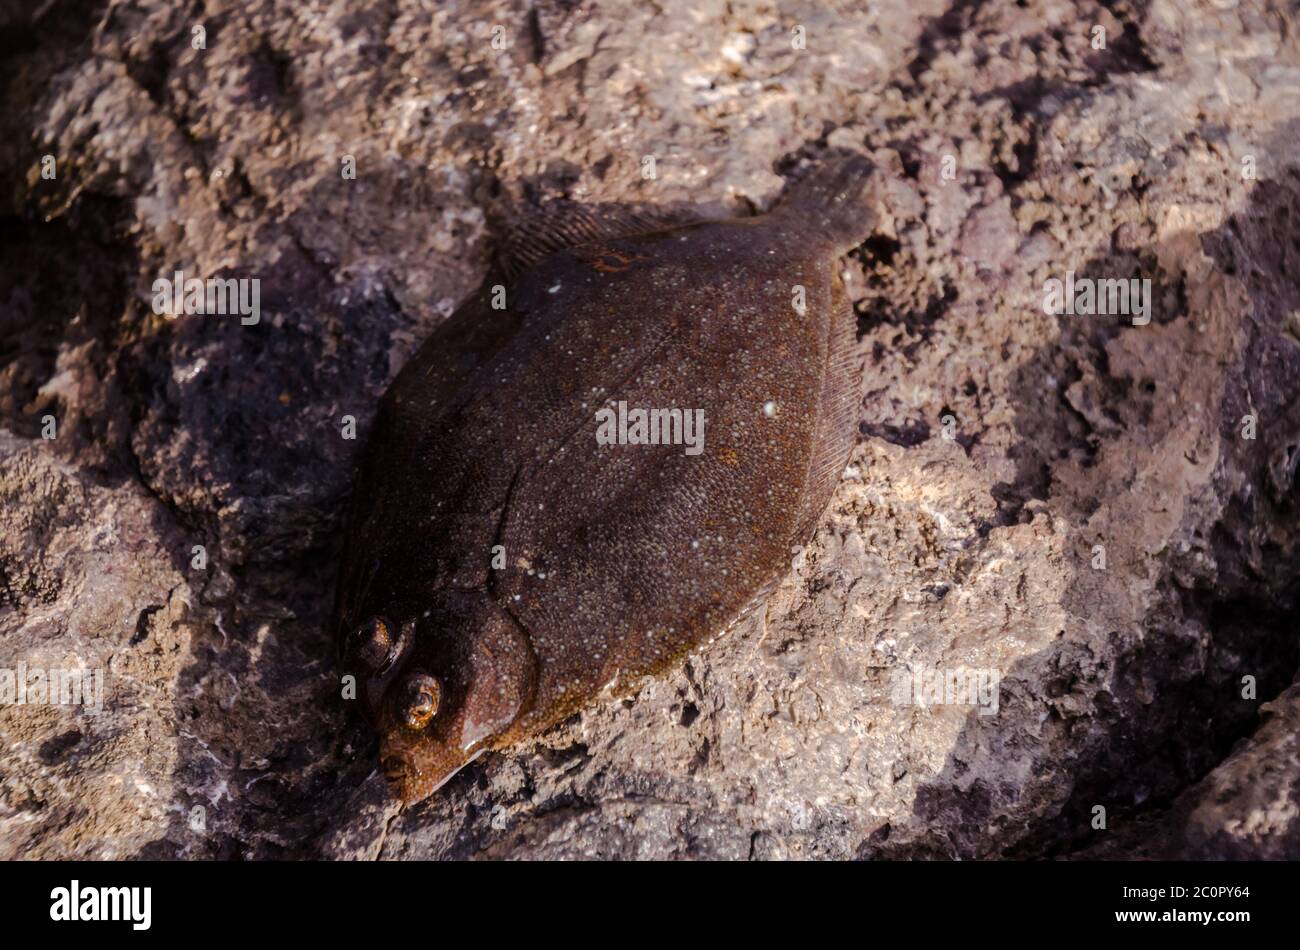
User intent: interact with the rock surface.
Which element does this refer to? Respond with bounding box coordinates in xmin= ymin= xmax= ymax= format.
xmin=1 ymin=0 xmax=1298 ymax=859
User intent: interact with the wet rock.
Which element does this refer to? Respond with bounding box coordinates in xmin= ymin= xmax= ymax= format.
xmin=1 ymin=0 xmax=1298 ymax=859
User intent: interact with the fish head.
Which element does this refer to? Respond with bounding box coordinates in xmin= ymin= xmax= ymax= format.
xmin=339 ymin=596 xmax=536 ymax=803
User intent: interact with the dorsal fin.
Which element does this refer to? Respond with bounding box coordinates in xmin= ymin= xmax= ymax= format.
xmin=490 ymin=200 xmax=703 ymax=280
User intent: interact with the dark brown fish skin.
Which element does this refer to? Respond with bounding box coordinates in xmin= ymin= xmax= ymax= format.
xmin=336 ymin=155 xmax=876 ymax=801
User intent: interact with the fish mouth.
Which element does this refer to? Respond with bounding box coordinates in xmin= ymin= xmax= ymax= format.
xmin=381 ymin=753 xmax=410 ymax=785
xmin=379 ymin=740 xmax=485 ymax=804
xmin=381 ymin=749 xmax=436 ymax=803
xmin=381 ymin=753 xmax=417 ymax=800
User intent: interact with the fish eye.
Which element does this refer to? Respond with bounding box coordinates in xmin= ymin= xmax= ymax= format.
xmin=351 ymin=615 xmax=394 ymax=669
xmin=398 ymin=672 xmax=441 ymax=730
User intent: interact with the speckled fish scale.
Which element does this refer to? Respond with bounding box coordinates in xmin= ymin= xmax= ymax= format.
xmin=335 ymin=154 xmax=876 ymax=802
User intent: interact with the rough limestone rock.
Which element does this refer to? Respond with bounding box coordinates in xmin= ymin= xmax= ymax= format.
xmin=1 ymin=0 xmax=1298 ymax=859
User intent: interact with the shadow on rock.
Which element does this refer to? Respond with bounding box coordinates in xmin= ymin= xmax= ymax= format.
xmin=862 ymin=159 xmax=1300 ymax=860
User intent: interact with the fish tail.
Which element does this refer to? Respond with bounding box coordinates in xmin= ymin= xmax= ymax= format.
xmin=774 ymin=153 xmax=876 ymax=252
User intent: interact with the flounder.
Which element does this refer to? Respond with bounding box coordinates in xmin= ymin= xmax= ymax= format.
xmin=336 ymin=155 xmax=876 ymax=802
